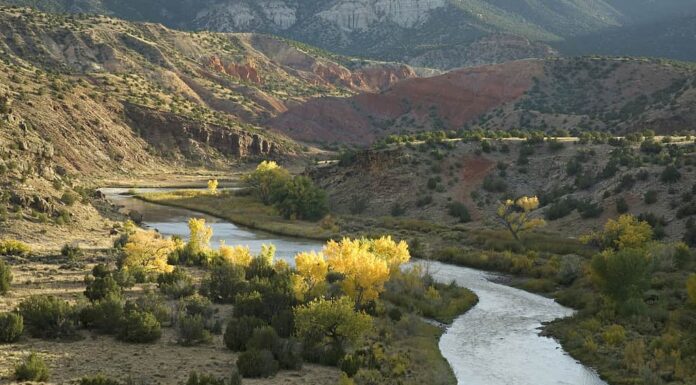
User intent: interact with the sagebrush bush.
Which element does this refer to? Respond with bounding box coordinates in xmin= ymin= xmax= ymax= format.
xmin=200 ymin=262 xmax=247 ymax=304
xmin=117 ymin=310 xmax=161 ymax=343
xmin=18 ymin=295 xmax=77 ymax=339
xmin=61 ymin=244 xmax=83 ymax=260
xmin=0 ymin=312 xmax=23 ymax=343
xmin=177 ymin=314 xmax=212 ymax=346
xmin=14 ymin=353 xmax=49 ymax=381
xmin=85 ymin=275 xmax=122 ymax=302
xmin=224 ymin=316 xmax=265 ymax=351
xmin=79 ymin=375 xmax=122 ymax=385
xmin=80 ymin=295 xmax=124 ymax=334
xmin=158 ymin=267 xmax=196 ymax=298
xmin=236 ymin=349 xmax=279 ymax=378
xmin=246 ymin=326 xmax=280 ymax=351
xmin=185 ymin=371 xmax=241 ymax=385
xmin=273 ymin=338 xmax=303 ymax=370
xmin=0 ymin=259 xmax=12 ymax=294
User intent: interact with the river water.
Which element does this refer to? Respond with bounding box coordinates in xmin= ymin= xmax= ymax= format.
xmin=101 ymin=188 xmax=607 ymax=385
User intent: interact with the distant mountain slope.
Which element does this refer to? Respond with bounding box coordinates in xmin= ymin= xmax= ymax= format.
xmin=560 ymin=14 xmax=696 ymax=62
xmin=269 ymin=57 xmax=696 ymax=145
xmin=6 ymin=0 xmax=696 ymax=69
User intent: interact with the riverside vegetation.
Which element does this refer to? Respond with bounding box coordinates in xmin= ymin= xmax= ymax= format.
xmin=0 ymin=206 xmax=477 ymax=384
xmin=143 ymin=157 xmax=696 ymax=385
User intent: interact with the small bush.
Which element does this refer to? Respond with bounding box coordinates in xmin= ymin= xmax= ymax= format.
xmin=61 ymin=244 xmax=83 ymax=260
xmin=185 ymin=371 xmax=241 ymax=385
xmin=18 ymin=295 xmax=77 ymax=339
xmin=273 ymin=338 xmax=303 ymax=370
xmin=237 ymin=349 xmax=279 ymax=378
xmin=224 ymin=316 xmax=266 ymax=351
xmin=201 ymin=262 xmax=247 ymax=304
xmin=603 ymin=324 xmax=626 ymax=345
xmin=15 ymin=353 xmax=49 ymax=382
xmin=246 ymin=326 xmax=280 ymax=351
xmin=0 ymin=239 xmax=31 ymax=256
xmin=644 ymin=190 xmax=658 ymax=204
xmin=117 ymin=310 xmax=161 ymax=343
xmin=0 ymin=312 xmax=23 ymax=343
xmin=85 ymin=275 xmax=122 ymax=302
xmin=0 ymin=259 xmax=12 ymax=294
xmin=616 ymin=197 xmax=629 ymax=214
xmin=158 ymin=267 xmax=196 ymax=299
xmin=447 ymin=202 xmax=471 ymax=223
xmin=177 ymin=314 xmax=212 ymax=346
xmin=79 ymin=375 xmax=122 ymax=385
xmin=660 ymin=165 xmax=681 ymax=183
xmin=79 ymin=295 xmax=124 ymax=334
xmin=60 ymin=191 xmax=80 ymax=206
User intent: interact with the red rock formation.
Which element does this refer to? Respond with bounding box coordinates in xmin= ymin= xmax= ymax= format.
xmin=269 ymin=60 xmax=542 ymax=145
xmin=208 ymin=56 xmax=262 ymax=84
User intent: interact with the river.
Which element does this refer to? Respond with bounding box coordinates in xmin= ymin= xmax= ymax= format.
xmin=101 ymin=188 xmax=607 ymax=385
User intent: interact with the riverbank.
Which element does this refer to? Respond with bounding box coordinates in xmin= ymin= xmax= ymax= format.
xmin=135 ymin=190 xmax=336 ymax=241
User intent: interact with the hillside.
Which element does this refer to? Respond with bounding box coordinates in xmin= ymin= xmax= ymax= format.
xmin=269 ymin=57 xmax=696 ymax=145
xmin=0 ymin=6 xmax=416 ymax=246
xmin=310 ymin=138 xmax=696 ymax=243
xmin=3 ymin=0 xmax=696 ymax=69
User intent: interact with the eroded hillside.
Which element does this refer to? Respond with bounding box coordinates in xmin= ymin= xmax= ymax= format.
xmin=271 ymin=57 xmax=696 ymax=145
xmin=0 ymin=6 xmax=416 ymax=247
xmin=311 ymin=138 xmax=696 ymax=242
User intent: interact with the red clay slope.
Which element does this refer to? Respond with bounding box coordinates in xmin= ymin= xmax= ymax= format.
xmin=268 ymin=59 xmax=543 ymax=145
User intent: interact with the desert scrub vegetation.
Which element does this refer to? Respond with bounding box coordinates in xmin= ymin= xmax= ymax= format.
xmin=544 ymin=215 xmax=696 ymax=385
xmin=0 ymin=312 xmax=23 ymax=343
xmin=0 ymin=239 xmax=31 ymax=256
xmin=14 ymin=352 xmax=50 ymax=382
xmin=0 ymin=259 xmax=11 ymax=294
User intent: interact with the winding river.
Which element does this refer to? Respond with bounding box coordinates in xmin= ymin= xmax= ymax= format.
xmin=101 ymin=188 xmax=607 ymax=385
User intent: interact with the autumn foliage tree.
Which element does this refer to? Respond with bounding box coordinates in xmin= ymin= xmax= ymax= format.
xmin=324 ymin=237 xmax=410 ymax=308
xmin=207 ymin=179 xmax=219 ymax=194
xmin=243 ymin=161 xmax=290 ymax=205
xmin=292 ymin=251 xmax=328 ymax=301
xmin=495 ymin=196 xmax=546 ymax=241
xmin=294 ymin=297 xmax=372 ymax=364
xmin=121 ymin=230 xmax=176 ymax=274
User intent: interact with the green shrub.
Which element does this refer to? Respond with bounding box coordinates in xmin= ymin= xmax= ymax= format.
xmin=0 ymin=312 xmax=23 ymax=343
xmin=616 ymin=197 xmax=629 ymax=214
xmin=246 ymin=326 xmax=280 ymax=351
xmin=79 ymin=295 xmax=124 ymax=334
xmin=79 ymin=375 xmax=123 ymax=385
xmin=177 ymin=314 xmax=212 ymax=346
xmin=200 ymin=262 xmax=247 ymax=304
xmin=273 ymin=338 xmax=303 ymax=370
xmin=661 ymin=165 xmax=681 ymax=183
xmin=130 ymin=292 xmax=171 ymax=325
xmin=18 ymin=295 xmax=77 ymax=339
xmin=158 ymin=267 xmax=195 ymax=299
xmin=185 ymin=371 xmax=241 ymax=385
xmin=644 ymin=190 xmax=658 ymax=204
xmin=273 ymin=176 xmax=329 ymax=221
xmin=447 ymin=202 xmax=471 ymax=223
xmin=0 ymin=259 xmax=12 ymax=294
xmin=61 ymin=244 xmax=83 ymax=260
xmin=85 ymin=275 xmax=122 ymax=302
xmin=0 ymin=239 xmax=31 ymax=256
xmin=236 ymin=349 xmax=279 ymax=378
xmin=14 ymin=353 xmax=49 ymax=382
xmin=60 ymin=191 xmax=80 ymax=206
xmin=224 ymin=316 xmax=266 ymax=351
xmin=117 ymin=310 xmax=161 ymax=343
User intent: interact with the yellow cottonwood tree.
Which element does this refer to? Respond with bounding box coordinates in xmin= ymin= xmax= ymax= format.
xmin=496 ymin=196 xmax=546 ymax=242
xmin=324 ymin=238 xmax=390 ymax=308
xmin=584 ymin=214 xmax=653 ymax=251
xmin=187 ymin=218 xmax=213 ymax=255
xmin=207 ymin=179 xmax=219 ymax=194
xmin=122 ymin=230 xmax=175 ymax=273
xmin=218 ymin=243 xmax=252 ymax=267
xmin=368 ymin=236 xmax=410 ymax=272
xmin=688 ymin=274 xmax=696 ymax=305
xmin=243 ymin=161 xmax=291 ymax=205
xmin=293 ymin=251 xmax=328 ymax=300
